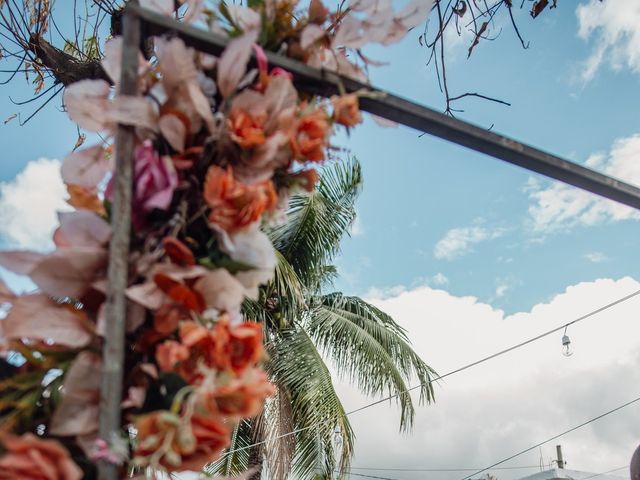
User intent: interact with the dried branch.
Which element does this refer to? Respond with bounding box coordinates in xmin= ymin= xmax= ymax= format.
xmin=419 ymin=0 xmax=558 ymax=116
xmin=27 ymin=33 xmax=110 ymax=85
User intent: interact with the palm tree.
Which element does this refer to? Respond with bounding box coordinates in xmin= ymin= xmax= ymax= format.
xmin=208 ymin=159 xmax=436 ymax=479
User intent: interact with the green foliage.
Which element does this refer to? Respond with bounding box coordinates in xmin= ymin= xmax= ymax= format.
xmin=209 ymin=158 xmax=434 ymax=479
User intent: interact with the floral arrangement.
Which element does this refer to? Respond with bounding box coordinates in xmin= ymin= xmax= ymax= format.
xmin=0 ymin=0 xmax=430 ymax=478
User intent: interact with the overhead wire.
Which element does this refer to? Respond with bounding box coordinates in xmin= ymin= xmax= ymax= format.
xmin=581 ymin=466 xmax=630 ymax=480
xmin=460 ymin=395 xmax=640 ymax=480
xmin=209 ymin=287 xmax=640 ymax=462
xmin=347 ymin=287 xmax=640 ymax=417
xmin=342 ymin=465 xmax=631 ymax=480
xmin=350 ymin=465 xmax=542 ymax=472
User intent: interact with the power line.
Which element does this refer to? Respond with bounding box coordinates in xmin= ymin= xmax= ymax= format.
xmin=581 ymin=466 xmax=630 ymax=480
xmin=460 ymin=396 xmax=640 ymax=480
xmin=347 ymin=287 xmax=640 ymax=418
xmin=211 ymin=288 xmax=640 ymax=461
xmin=350 ymin=465 xmax=541 ymax=472
xmin=343 ymin=472 xmax=402 ymax=480
xmin=343 ymin=465 xmax=631 ymax=480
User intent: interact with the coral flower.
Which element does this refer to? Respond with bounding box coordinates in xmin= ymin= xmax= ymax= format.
xmin=228 ymin=109 xmax=267 ymax=149
xmin=213 ymin=318 xmax=264 ymax=375
xmin=134 ymin=410 xmax=229 ymax=471
xmin=291 ymin=169 xmax=319 ymax=192
xmin=291 ymin=107 xmax=330 ymax=162
xmin=156 ymin=339 xmax=190 ymax=373
xmin=183 ymin=413 xmax=230 ymax=470
xmin=154 ymin=304 xmax=186 ymax=335
xmin=203 ymin=165 xmax=278 ymax=233
xmin=156 ymin=321 xmax=220 ymax=384
xmin=162 ymin=237 xmax=195 ymax=266
xmin=155 ymin=319 xmax=264 ymax=383
xmin=331 ymin=94 xmax=362 ymax=127
xmin=203 ymin=368 xmax=275 ymax=419
xmin=66 ymin=184 xmax=106 ymax=215
xmin=0 ymin=433 xmax=82 ymax=480
xmin=154 ymin=272 xmax=206 ymax=313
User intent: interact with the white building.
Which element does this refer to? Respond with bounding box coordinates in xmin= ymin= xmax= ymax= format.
xmin=517 ymin=467 xmax=624 ymax=480
xmin=515 ymin=447 xmax=626 ymax=480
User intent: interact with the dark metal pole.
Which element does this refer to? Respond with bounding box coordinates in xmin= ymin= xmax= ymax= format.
xmin=98 ymin=4 xmax=140 ymax=480
xmin=631 ymin=444 xmax=639 ymax=480
xmin=125 ymin=3 xmax=640 ymax=212
xmin=556 ymin=445 xmax=564 ymax=469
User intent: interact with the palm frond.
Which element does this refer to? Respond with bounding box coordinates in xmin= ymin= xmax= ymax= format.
xmin=267 ymin=327 xmax=354 ymax=479
xmin=307 ymin=293 xmax=437 ymax=431
xmin=206 ymin=419 xmax=253 ymax=477
xmin=269 ymin=158 xmax=362 ymax=287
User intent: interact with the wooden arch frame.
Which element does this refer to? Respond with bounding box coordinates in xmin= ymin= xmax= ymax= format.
xmin=97 ymin=4 xmax=640 ymax=478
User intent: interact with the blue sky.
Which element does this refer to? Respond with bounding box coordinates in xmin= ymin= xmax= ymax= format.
xmin=1 ymin=1 xmax=640 ymax=477
xmin=329 ymin=1 xmax=640 ymax=313
xmin=1 ymin=1 xmax=640 ymax=312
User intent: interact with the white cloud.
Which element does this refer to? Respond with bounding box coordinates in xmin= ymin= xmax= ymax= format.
xmin=527 ymin=134 xmax=640 ymax=233
xmin=495 ymin=283 xmax=509 ymax=298
xmin=492 ymin=277 xmax=521 ymax=300
xmin=0 ymin=158 xmax=69 ymax=251
xmin=350 ymin=214 xmax=364 ymax=237
xmin=584 ymin=251 xmax=609 ymax=263
xmin=337 ymin=277 xmax=640 ymax=479
xmin=364 ymin=284 xmax=408 ymax=300
xmin=434 ymin=223 xmax=505 ymax=260
xmin=431 ymin=272 xmax=449 ymax=286
xmin=576 ymin=0 xmax=640 ymax=82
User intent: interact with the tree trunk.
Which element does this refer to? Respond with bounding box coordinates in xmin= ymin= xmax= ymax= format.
xmin=248 ymin=416 xmax=265 ymax=480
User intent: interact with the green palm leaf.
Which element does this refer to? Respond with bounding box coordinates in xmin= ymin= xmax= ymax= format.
xmin=267 ymin=327 xmax=354 ymax=479
xmin=212 ymin=158 xmax=435 ymax=480
xmin=206 ymin=419 xmax=253 ymax=477
xmin=269 ymin=158 xmax=362 ymax=287
xmin=307 ymin=293 xmax=436 ymax=430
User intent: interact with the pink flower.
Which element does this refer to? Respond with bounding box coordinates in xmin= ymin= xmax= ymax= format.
xmin=133 ymin=140 xmax=178 ymax=212
xmin=106 ymin=140 xmax=178 ymax=228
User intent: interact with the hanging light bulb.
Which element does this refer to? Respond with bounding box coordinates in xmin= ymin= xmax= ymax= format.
xmin=562 ymin=327 xmax=573 ymax=357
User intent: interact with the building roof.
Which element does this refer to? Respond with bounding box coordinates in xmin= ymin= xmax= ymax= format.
xmin=517 ymin=468 xmax=624 ymax=480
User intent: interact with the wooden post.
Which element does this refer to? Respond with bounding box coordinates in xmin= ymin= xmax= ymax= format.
xmin=97 ymin=4 xmax=140 ymax=480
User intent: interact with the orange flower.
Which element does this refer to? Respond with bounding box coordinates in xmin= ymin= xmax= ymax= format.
xmin=291 ymin=107 xmax=330 ymax=162
xmin=156 ymin=321 xmax=219 ymax=384
xmin=331 ymin=94 xmax=362 ymax=127
xmin=66 ymin=184 xmax=106 ymax=216
xmin=154 ymin=304 xmax=186 ymax=335
xmin=228 ymin=110 xmax=267 ymax=149
xmin=156 ymin=340 xmax=190 ymax=373
xmin=162 ymin=237 xmax=196 ymax=266
xmin=291 ymin=169 xmax=319 ymax=192
xmin=135 ymin=410 xmax=230 ymax=472
xmin=0 ymin=433 xmax=82 ymax=480
xmin=183 ymin=413 xmax=230 ymax=470
xmin=203 ymin=166 xmax=278 ymax=233
xmin=229 ymin=322 xmax=264 ymax=374
xmin=155 ymin=319 xmax=264 ymax=384
xmin=134 ymin=409 xmax=230 ymax=472
xmin=154 ymin=272 xmax=206 ymax=313
xmin=213 ymin=319 xmax=264 ymax=375
xmin=205 ymin=369 xmax=275 ymax=419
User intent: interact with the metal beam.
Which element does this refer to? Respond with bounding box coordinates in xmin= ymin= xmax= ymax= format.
xmin=126 ymin=3 xmax=640 ymax=211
